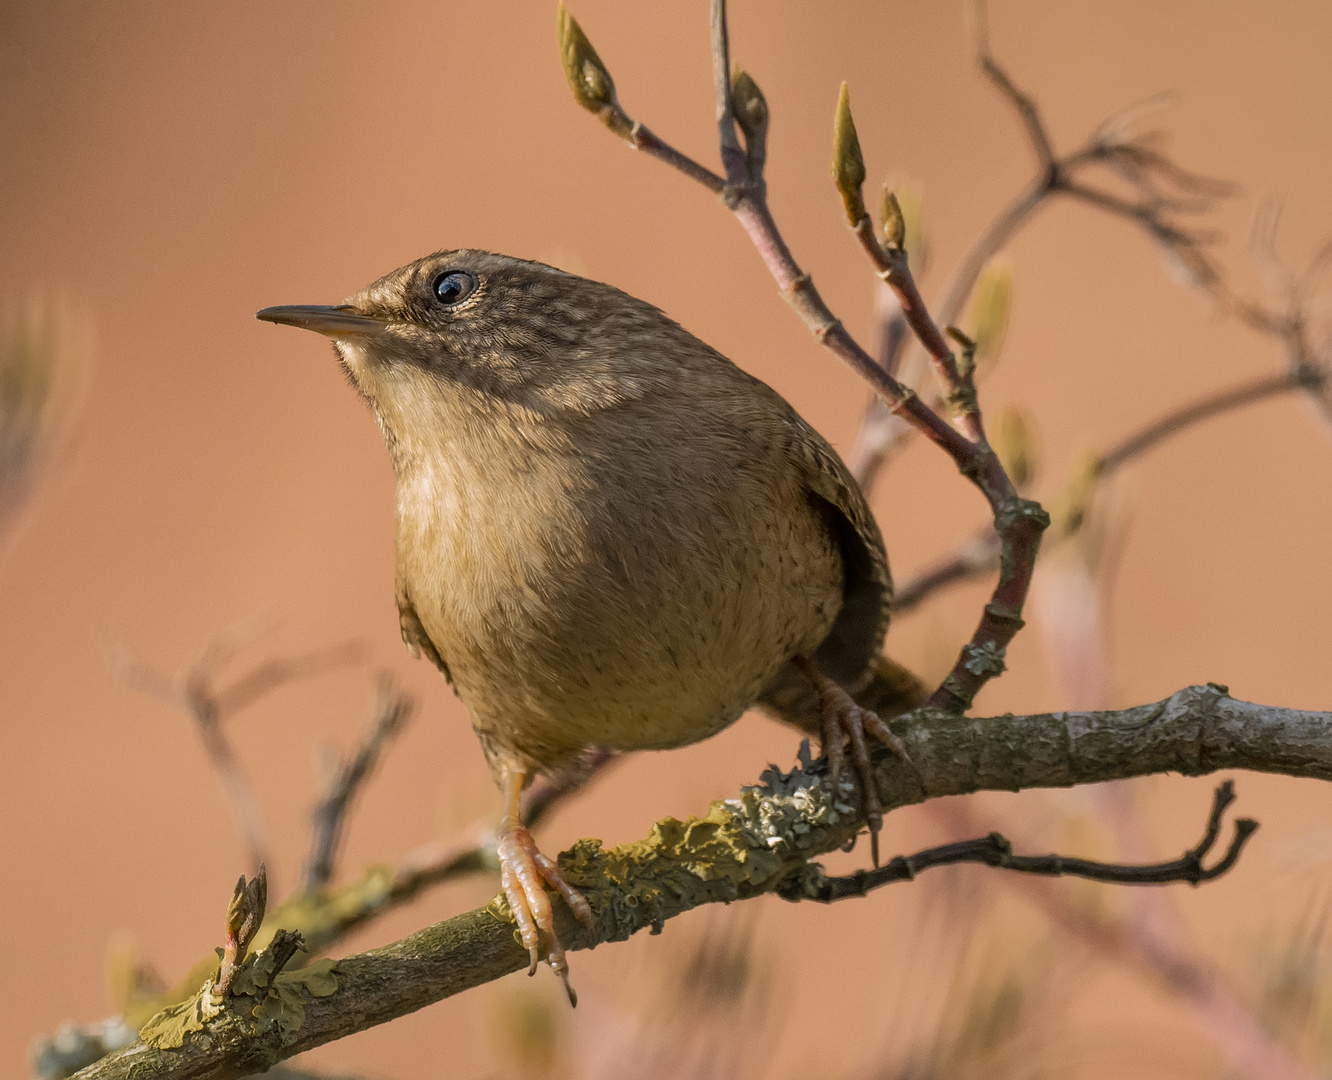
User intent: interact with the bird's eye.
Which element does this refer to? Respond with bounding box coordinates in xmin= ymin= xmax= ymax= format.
xmin=432 ymin=271 xmax=477 ymax=307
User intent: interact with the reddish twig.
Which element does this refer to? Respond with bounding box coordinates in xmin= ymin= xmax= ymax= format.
xmin=893 ymin=344 xmax=1328 ymax=614
xmin=559 ymin=0 xmax=1048 ymax=711
xmin=852 ymin=1 xmax=1238 ymax=488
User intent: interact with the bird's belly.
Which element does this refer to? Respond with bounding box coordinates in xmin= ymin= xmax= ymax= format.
xmin=401 ymin=472 xmax=843 ymax=771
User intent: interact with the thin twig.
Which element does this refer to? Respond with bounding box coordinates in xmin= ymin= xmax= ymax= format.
xmin=304 ymin=675 xmax=414 ymax=892
xmin=787 ymin=780 xmax=1256 ymax=902
xmin=1097 ymin=367 xmax=1325 ymax=473
xmin=109 ymin=629 xmax=367 ymax=881
xmin=973 ymin=0 xmax=1055 ymax=168
xmin=892 ymin=361 xmax=1327 ymax=613
xmin=830 ymin=82 xmax=1045 ymax=712
xmin=925 ymin=787 xmax=1319 ymax=1080
xmin=871 ymin=4 xmax=1330 ymax=614
xmin=299 ymin=748 xmax=623 ymax=948
xmin=854 ymin=0 xmax=1237 ymax=487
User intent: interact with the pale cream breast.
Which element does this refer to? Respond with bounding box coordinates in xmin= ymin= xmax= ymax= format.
xmin=386 ymin=374 xmax=844 ymax=776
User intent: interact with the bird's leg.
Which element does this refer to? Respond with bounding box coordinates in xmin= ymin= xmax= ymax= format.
xmin=792 ymin=655 xmax=910 ymax=869
xmin=496 ymin=766 xmax=594 ymax=1006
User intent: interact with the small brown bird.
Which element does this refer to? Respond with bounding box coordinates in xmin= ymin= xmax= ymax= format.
xmin=258 ymin=250 xmax=922 ymax=1001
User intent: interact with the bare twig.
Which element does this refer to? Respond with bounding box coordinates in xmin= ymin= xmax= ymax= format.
xmin=892 ymin=361 xmax=1327 ymax=614
xmin=853 ymin=0 xmax=1238 ymax=487
xmin=109 ymin=631 xmax=367 ymax=881
xmin=1097 ymin=367 xmax=1325 ymax=473
xmin=925 ymin=789 xmax=1320 ymax=1080
xmin=877 ymin=8 xmax=1331 ymax=617
xmin=304 ymin=674 xmax=414 ymax=892
xmin=973 ymin=0 xmax=1054 ymax=168
xmin=787 ymin=780 xmax=1256 ymax=902
xmin=288 ymin=748 xmax=623 ymax=953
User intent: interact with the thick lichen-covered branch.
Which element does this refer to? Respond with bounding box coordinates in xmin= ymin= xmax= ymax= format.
xmin=71 ymin=685 xmax=1332 ymax=1080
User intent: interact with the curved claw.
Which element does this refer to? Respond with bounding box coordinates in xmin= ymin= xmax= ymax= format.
xmin=496 ymin=817 xmax=593 ymax=1003
xmin=796 ymin=655 xmax=912 ymax=869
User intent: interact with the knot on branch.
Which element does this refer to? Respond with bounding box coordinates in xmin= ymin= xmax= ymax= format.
xmin=997 ymin=497 xmax=1052 ymax=533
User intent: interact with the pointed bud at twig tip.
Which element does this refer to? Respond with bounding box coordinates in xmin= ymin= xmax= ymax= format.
xmin=831 ymin=82 xmax=868 ymax=226
xmin=944 ymin=325 xmax=976 ymax=350
xmin=556 ymin=2 xmax=623 ymax=127
xmin=251 ymin=863 xmax=268 ymax=924
xmin=880 ymin=187 xmax=906 ymax=250
xmin=224 ymin=875 xmax=247 ymax=939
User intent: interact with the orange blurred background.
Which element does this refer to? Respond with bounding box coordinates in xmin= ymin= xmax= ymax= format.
xmin=3 ymin=2 xmax=1331 ymax=1076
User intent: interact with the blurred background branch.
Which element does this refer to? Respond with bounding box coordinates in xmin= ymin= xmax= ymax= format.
xmin=0 ymin=298 xmax=89 ymax=547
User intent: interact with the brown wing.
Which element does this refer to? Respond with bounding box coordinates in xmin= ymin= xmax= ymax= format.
xmin=790 ymin=418 xmax=892 ymax=689
xmin=397 ymin=578 xmax=452 ymax=683
xmin=753 ymin=400 xmax=921 ymax=730
xmin=742 ymin=394 xmax=890 ymax=690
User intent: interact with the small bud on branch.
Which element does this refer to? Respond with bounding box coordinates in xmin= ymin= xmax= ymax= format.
xmin=557 ymin=2 xmax=633 ymax=139
xmin=217 ymin=864 xmax=267 ymax=996
xmin=831 ymin=82 xmax=869 ymax=226
xmin=730 ymin=65 xmax=769 ymax=193
xmin=880 ymin=186 xmax=907 ymax=250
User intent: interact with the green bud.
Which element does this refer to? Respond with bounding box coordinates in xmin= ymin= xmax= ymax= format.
xmin=557 ymin=2 xmax=617 ymax=113
xmin=1050 ymin=448 xmax=1100 ymax=535
xmin=831 ymin=82 xmax=868 ymax=226
xmin=883 ymin=178 xmax=927 ymax=272
xmin=731 ymin=66 xmax=768 ymax=143
xmin=880 ymin=187 xmax=906 ymax=249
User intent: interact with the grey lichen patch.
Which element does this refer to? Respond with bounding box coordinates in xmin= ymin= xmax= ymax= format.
xmin=725 ymin=760 xmax=855 ymax=856
xmin=962 ymin=640 xmax=1007 ymax=678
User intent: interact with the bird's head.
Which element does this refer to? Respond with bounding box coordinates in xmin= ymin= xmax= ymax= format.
xmin=258 ymin=249 xmax=669 ymax=428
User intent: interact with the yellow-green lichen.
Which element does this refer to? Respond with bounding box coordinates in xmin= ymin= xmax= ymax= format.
xmin=241 ymin=959 xmax=340 ymax=1046
xmin=138 ymin=957 xmax=339 ymax=1051
xmin=500 ymin=764 xmax=857 ymax=943
xmin=138 ymin=982 xmax=224 ymax=1050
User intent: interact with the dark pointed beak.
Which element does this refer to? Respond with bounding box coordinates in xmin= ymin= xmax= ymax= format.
xmin=256 ymin=304 xmax=387 ymax=339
